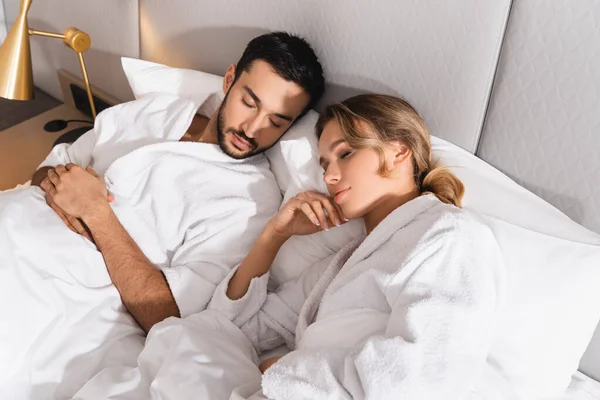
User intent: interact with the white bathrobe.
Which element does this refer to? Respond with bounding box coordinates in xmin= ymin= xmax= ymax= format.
xmin=209 ymin=194 xmax=506 ymax=399
xmin=71 ymin=194 xmax=506 ymax=400
xmin=0 ymin=93 xmax=281 ymax=399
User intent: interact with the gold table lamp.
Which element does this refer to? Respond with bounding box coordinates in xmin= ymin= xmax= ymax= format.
xmin=0 ymin=0 xmax=97 ymax=118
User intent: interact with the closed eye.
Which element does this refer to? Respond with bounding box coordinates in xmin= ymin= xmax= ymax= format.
xmin=242 ymin=98 xmax=254 ymax=108
xmin=269 ymin=119 xmax=282 ymax=128
xmin=340 ymin=150 xmax=353 ymax=159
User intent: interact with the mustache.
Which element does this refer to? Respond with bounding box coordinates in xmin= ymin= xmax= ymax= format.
xmin=227 ymin=129 xmax=257 ymax=149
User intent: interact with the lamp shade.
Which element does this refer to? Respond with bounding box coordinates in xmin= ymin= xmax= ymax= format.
xmin=0 ymin=0 xmax=34 ymax=101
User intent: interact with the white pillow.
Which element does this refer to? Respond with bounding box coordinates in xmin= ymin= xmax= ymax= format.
xmin=268 ymin=128 xmax=600 ymax=398
xmin=263 ymin=109 xmax=322 ymax=197
xmin=433 ymin=137 xmax=600 ymax=398
xmin=121 ymin=57 xmax=315 ymax=195
xmin=121 ymin=57 xmax=224 ymax=105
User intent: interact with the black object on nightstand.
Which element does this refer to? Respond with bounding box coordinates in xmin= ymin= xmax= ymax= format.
xmin=44 ymin=119 xmax=94 ymax=146
xmin=70 ymin=84 xmax=112 ymax=118
xmin=52 ymin=126 xmax=93 ymax=146
xmin=46 ymin=84 xmax=113 ymax=147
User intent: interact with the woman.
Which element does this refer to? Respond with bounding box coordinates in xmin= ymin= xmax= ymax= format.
xmin=73 ymin=94 xmax=505 ymax=400
xmin=209 ymin=93 xmax=505 ymax=399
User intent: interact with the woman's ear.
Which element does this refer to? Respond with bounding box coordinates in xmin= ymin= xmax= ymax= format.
xmin=390 ymin=141 xmax=412 ymax=168
xmin=223 ymin=64 xmax=236 ymax=94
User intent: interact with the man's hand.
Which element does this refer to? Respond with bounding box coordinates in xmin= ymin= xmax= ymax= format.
xmin=43 ymin=188 xmax=94 ymax=242
xmin=38 ymin=165 xmax=113 ymax=242
xmin=34 ymin=165 xmax=177 ymax=332
xmin=44 ymin=164 xmax=112 ymax=220
xmin=32 ymin=166 xmax=54 ymax=188
xmin=259 ymin=356 xmax=282 ymax=374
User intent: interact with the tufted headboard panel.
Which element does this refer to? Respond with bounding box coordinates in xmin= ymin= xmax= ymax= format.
xmin=139 ymin=0 xmax=512 ymax=153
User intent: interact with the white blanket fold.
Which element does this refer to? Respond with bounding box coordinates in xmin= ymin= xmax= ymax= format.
xmin=72 ymin=311 xmax=262 ymax=400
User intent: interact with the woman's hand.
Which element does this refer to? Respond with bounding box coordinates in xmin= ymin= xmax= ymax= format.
xmin=267 ymin=191 xmax=347 ymax=239
xmin=225 ymin=191 xmax=347 ymax=301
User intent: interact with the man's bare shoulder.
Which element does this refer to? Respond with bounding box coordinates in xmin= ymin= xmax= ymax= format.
xmin=180 ymin=114 xmax=210 ymax=143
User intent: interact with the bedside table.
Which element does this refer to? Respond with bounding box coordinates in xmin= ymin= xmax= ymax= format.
xmin=0 ymin=104 xmax=92 ymax=191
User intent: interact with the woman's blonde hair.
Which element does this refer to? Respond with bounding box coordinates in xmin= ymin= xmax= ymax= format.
xmin=316 ymin=94 xmax=464 ymax=207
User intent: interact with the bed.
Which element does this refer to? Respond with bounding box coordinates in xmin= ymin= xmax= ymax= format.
xmin=3 ymin=0 xmax=599 ymax=398
xmin=136 ymin=0 xmax=600 ymax=390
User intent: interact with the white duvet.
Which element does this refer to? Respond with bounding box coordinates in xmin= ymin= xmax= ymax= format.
xmin=72 ymin=195 xmax=512 ymax=400
xmin=0 ymin=93 xmax=281 ymax=399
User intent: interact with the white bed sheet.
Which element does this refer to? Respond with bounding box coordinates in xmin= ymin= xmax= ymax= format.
xmin=70 ymin=308 xmax=600 ymax=400
xmin=565 ymin=372 xmax=600 ymax=400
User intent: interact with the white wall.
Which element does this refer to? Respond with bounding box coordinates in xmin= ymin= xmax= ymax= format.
xmin=0 ymin=0 xmax=7 ymax=42
xmin=4 ymin=0 xmax=18 ymax=38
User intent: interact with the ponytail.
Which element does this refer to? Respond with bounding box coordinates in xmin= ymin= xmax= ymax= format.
xmin=420 ymin=163 xmax=464 ymax=207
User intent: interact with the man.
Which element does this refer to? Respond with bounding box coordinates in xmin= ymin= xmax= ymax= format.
xmin=0 ymin=32 xmax=324 ymax=398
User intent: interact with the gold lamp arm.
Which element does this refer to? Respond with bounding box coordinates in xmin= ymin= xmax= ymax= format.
xmin=28 ymin=29 xmax=65 ymax=39
xmin=75 ymin=52 xmax=96 ymax=119
xmin=28 ymin=27 xmax=97 ymax=119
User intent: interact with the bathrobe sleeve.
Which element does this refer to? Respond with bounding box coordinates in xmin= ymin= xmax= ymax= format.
xmin=37 ymin=128 xmax=96 ymax=169
xmin=209 ymin=255 xmax=333 ymax=354
xmin=164 ymin=203 xmax=281 ymax=319
xmin=261 ymin=221 xmax=505 ymax=400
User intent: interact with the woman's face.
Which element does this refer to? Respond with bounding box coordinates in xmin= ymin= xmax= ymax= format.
xmin=318 ymin=120 xmax=407 ymax=220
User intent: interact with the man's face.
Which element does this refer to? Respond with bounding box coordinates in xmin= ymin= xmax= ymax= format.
xmin=216 ymin=60 xmax=311 ymax=159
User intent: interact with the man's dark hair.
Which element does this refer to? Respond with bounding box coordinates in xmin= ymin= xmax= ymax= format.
xmin=234 ymin=32 xmax=325 ymax=115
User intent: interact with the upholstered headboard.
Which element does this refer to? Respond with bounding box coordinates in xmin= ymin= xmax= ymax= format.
xmin=478 ymin=0 xmax=600 ymax=234
xmin=139 ymin=0 xmax=512 ymax=153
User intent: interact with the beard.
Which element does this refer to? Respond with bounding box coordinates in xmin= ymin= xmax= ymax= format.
xmin=216 ymin=91 xmax=260 ymax=160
